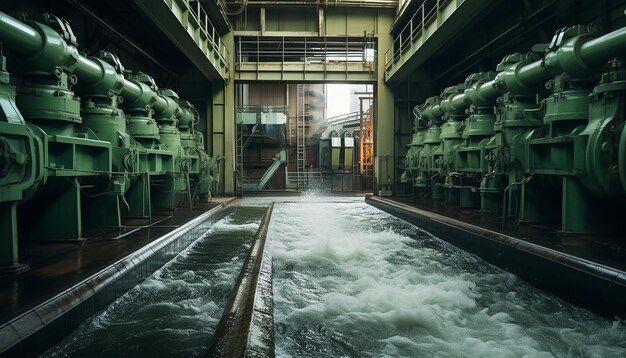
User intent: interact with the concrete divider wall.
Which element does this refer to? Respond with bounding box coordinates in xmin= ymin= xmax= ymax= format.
xmin=366 ymin=196 xmax=626 ymax=318
xmin=208 ymin=204 xmax=275 ymax=358
xmin=0 ymin=205 xmax=235 ymax=358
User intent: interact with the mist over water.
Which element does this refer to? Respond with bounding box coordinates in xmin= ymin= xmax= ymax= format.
xmin=264 ymin=195 xmax=626 ymax=358
xmin=44 ymin=206 xmax=266 ymax=358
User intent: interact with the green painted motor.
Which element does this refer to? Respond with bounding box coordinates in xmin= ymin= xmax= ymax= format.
xmin=178 ymin=99 xmax=214 ymax=200
xmin=426 ymin=125 xmax=444 ymax=200
xmin=123 ymin=72 xmax=166 ymax=151
xmin=401 ymin=21 xmax=626 ymax=232
xmin=413 ymin=129 xmax=430 ymax=189
xmin=121 ymin=72 xmax=176 ymax=212
xmin=481 ymin=53 xmax=543 ymax=215
xmin=8 ymin=14 xmax=113 ymax=241
xmin=0 ymin=53 xmax=37 ymax=269
xmin=456 ymin=72 xmax=497 ymax=208
xmin=585 ymin=59 xmax=626 ymax=198
xmin=555 ymin=58 xmax=626 ymax=232
xmin=78 ymin=51 xmax=132 ymax=165
xmin=410 ymin=96 xmax=445 ymax=198
xmin=76 ymin=51 xmax=135 ymax=228
xmin=404 ymin=102 xmax=428 ymax=187
xmin=156 ymin=88 xmax=191 ymax=196
xmin=523 ymin=25 xmax=617 ymax=231
xmin=457 ymin=72 xmax=497 ymax=172
xmin=400 ymin=130 xmax=424 ymax=185
xmin=0 ymin=10 xmax=220 ymax=269
xmin=438 ymin=85 xmax=466 ymax=204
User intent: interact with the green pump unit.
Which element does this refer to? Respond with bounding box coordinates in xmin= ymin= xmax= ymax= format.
xmin=0 ymin=11 xmax=218 ymax=270
xmin=401 ymin=22 xmax=626 ymax=233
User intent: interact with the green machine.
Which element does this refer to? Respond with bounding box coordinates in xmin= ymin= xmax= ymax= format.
xmin=3 ymin=13 xmax=114 ymax=246
xmin=0 ymin=11 xmax=217 ymax=270
xmin=0 ymin=49 xmax=37 ymax=271
xmin=178 ymin=99 xmax=218 ymax=201
xmin=403 ymin=23 xmax=626 ymax=233
xmin=320 ymin=127 xmax=360 ymax=174
xmin=455 ymin=72 xmax=497 ymax=209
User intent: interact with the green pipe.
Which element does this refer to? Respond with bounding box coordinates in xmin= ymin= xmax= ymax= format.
xmin=74 ymin=56 xmax=106 ymax=87
xmin=0 ymin=12 xmax=41 ymax=56
xmin=153 ymin=92 xmax=179 ymax=120
xmin=0 ymin=10 xmax=185 ymax=119
xmin=515 ymin=61 xmax=546 ymax=85
xmin=467 ymin=79 xmax=499 ymax=106
xmin=120 ymin=79 xmax=143 ymax=100
xmin=580 ymin=27 xmax=626 ymax=67
xmin=440 ymin=92 xmax=468 ymax=115
xmin=418 ymin=25 xmax=626 ymax=117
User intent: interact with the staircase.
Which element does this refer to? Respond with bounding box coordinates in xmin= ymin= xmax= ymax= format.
xmin=243 ymin=150 xmax=287 ymax=190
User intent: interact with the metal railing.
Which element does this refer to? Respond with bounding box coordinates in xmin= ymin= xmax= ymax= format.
xmin=184 ymin=0 xmax=231 ymax=66
xmin=236 ymin=105 xmax=289 ymax=115
xmin=243 ymin=0 xmax=398 ymax=8
xmin=327 ymin=111 xmax=362 ymax=126
xmin=286 ymin=171 xmax=324 ymax=190
xmin=236 ymin=36 xmax=376 ymax=65
xmin=384 ymin=0 xmax=452 ymax=70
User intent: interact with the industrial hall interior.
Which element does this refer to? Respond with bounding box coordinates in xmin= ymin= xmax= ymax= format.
xmin=1 ymin=0 xmax=626 ymax=357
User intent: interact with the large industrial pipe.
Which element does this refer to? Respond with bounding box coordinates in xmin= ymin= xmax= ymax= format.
xmin=419 ymin=25 xmax=626 ymax=117
xmin=0 ymin=12 xmax=42 ymax=56
xmin=0 ymin=11 xmax=184 ymax=119
xmin=580 ymin=27 xmax=626 ymax=67
xmin=74 ymin=56 xmax=106 ymax=86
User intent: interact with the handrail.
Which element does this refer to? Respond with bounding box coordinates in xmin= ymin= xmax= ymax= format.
xmin=385 ymin=0 xmax=453 ymax=70
xmin=327 ymin=111 xmax=362 ymax=126
xmin=244 ymin=0 xmax=398 ymax=8
xmin=236 ymin=105 xmax=289 ymax=113
xmin=236 ymin=36 xmax=376 ymax=65
xmin=184 ymin=0 xmax=231 ymax=65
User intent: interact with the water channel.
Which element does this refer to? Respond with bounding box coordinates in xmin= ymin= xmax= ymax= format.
xmin=46 ymin=196 xmax=626 ymax=357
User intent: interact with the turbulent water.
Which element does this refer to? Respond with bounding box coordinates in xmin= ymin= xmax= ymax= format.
xmin=43 ymin=195 xmax=626 ymax=357
xmin=44 ymin=206 xmax=266 ymax=358
xmin=261 ymin=195 xmax=626 ymax=358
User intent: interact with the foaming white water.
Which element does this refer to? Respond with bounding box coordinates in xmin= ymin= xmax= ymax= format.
xmin=211 ymin=214 xmax=261 ymax=232
xmin=44 ymin=206 xmax=267 ymax=358
xmin=269 ymin=199 xmax=626 ymax=358
xmin=239 ymin=192 xmax=365 ymax=207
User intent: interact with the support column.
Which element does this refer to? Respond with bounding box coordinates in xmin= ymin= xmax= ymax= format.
xmin=0 ymin=202 xmax=18 ymax=268
xmin=375 ymin=12 xmax=395 ymax=196
xmin=211 ymin=32 xmax=236 ymax=195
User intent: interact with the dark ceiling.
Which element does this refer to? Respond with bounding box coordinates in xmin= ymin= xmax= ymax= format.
xmin=396 ymin=0 xmax=626 ymax=100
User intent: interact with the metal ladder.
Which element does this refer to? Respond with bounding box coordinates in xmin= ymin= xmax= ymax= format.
xmin=296 ymin=84 xmax=307 ymax=189
xmin=235 ymin=123 xmax=244 ymax=197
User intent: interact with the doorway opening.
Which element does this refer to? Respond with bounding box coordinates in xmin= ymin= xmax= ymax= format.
xmin=234 ymin=82 xmax=375 ymax=193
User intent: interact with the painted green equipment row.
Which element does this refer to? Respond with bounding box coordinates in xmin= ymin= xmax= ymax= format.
xmin=0 ymin=12 xmax=220 ymax=270
xmin=401 ymin=24 xmax=626 ymax=234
